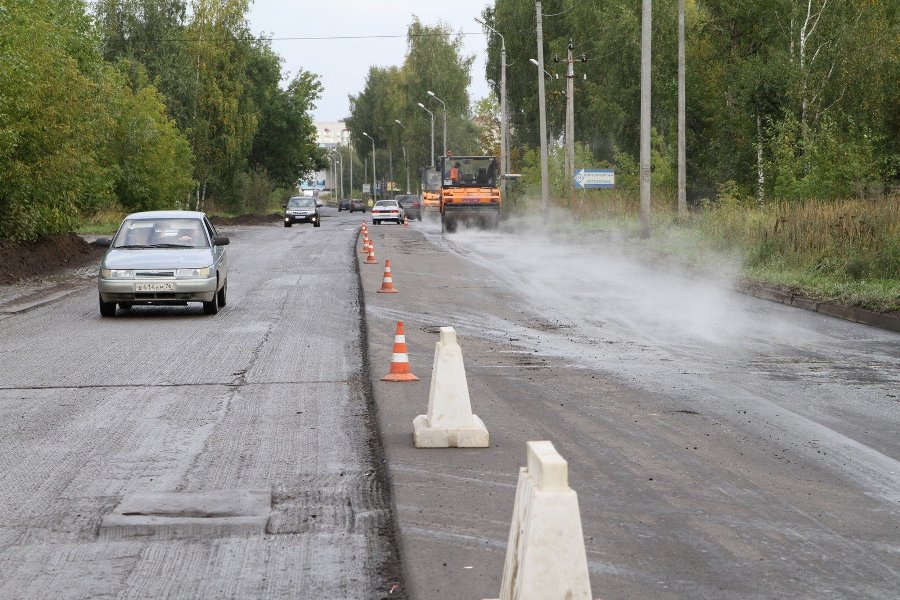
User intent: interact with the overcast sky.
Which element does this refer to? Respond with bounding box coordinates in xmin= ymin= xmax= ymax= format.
xmin=246 ymin=1 xmax=493 ymax=123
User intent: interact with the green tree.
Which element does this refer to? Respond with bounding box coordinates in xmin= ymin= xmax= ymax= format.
xmin=250 ymin=69 xmax=328 ymax=188
xmin=346 ymin=17 xmax=482 ymax=188
xmin=0 ymin=0 xmax=115 ymax=241
xmin=186 ymin=0 xmax=258 ymax=211
xmin=101 ymin=63 xmax=195 ymax=212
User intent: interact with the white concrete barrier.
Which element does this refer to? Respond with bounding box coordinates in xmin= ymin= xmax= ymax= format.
xmin=413 ymin=327 xmax=489 ymax=448
xmin=488 ymin=441 xmax=592 ymax=600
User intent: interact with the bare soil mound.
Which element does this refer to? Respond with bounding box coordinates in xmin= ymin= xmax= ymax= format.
xmin=0 ymin=234 xmax=106 ymax=284
xmin=211 ymin=213 xmax=282 ymax=226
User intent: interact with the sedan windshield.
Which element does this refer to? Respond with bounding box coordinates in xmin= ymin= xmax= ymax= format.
xmin=374 ymin=201 xmax=398 ymax=209
xmin=113 ymin=218 xmax=209 ymax=248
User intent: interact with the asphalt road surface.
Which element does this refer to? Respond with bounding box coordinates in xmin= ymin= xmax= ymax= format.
xmin=1 ymin=208 xmax=897 ymax=599
xmin=0 ymin=209 xmax=401 ymax=599
xmin=359 ymin=214 xmax=899 ymax=599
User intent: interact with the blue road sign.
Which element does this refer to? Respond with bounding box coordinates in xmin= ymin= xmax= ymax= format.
xmin=573 ymin=169 xmax=615 ymax=189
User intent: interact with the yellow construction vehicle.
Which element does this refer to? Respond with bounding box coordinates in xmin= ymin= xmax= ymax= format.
xmin=439 ymin=155 xmax=501 ymax=232
xmin=420 ymin=166 xmax=441 ymax=215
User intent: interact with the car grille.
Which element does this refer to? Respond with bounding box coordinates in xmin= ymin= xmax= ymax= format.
xmin=135 ymin=271 xmax=175 ymax=278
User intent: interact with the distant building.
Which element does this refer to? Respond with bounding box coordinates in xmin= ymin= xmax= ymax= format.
xmin=302 ymin=121 xmax=347 ymax=194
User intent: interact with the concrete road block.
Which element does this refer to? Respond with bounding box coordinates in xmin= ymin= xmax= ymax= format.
xmin=487 ymin=441 xmax=592 ymax=600
xmin=413 ymin=327 xmax=489 ymax=448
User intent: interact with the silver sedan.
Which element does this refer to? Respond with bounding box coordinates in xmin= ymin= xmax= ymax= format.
xmin=96 ymin=211 xmax=229 ymax=316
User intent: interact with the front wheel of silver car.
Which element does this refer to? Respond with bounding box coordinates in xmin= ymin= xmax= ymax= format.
xmin=203 ymin=280 xmax=220 ymax=315
xmin=217 ymin=280 xmax=227 ymax=307
xmin=99 ymin=295 xmax=116 ymax=317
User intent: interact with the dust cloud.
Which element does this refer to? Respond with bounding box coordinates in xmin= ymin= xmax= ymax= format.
xmin=436 ymin=212 xmax=780 ymax=351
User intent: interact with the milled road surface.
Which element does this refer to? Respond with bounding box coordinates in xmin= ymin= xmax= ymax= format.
xmin=1 ymin=210 xmax=897 ymax=599
xmin=0 ymin=209 xmax=402 ymax=599
xmin=360 ymin=216 xmax=899 ymax=599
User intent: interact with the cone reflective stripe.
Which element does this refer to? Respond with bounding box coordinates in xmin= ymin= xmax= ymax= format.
xmin=382 ymin=321 xmax=419 ymax=381
xmin=377 ymin=259 xmax=399 ymax=293
xmin=365 ymin=245 xmax=377 ymax=264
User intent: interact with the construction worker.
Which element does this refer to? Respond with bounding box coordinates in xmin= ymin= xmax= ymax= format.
xmin=449 ymin=162 xmax=461 ymax=184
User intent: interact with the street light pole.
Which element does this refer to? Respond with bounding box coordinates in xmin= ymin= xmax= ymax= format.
xmin=362 ymin=131 xmax=376 ymax=203
xmin=336 ymin=151 xmax=344 ymax=200
xmin=427 ymin=90 xmax=447 ymax=157
xmin=535 ymin=0 xmax=550 ymax=216
xmin=349 ymin=139 xmax=353 ymax=199
xmin=417 ymin=102 xmax=435 ymax=168
xmin=395 ymin=119 xmax=410 ymax=193
xmin=476 ymin=17 xmax=508 ymax=202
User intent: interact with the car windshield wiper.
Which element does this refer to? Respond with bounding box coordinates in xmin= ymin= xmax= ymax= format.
xmin=146 ymin=243 xmax=193 ymax=248
xmin=115 ymin=244 xmax=151 ymax=249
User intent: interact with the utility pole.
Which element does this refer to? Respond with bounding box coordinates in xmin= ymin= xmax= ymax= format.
xmin=556 ymin=40 xmax=586 ymax=201
xmin=535 ymin=0 xmax=550 ymax=216
xmin=639 ymin=0 xmax=652 ymax=238
xmin=389 ymin=147 xmax=394 ymax=199
xmin=565 ymin=41 xmax=575 ymax=192
xmin=677 ymin=0 xmax=687 ymax=217
xmin=349 ymin=139 xmax=353 ymax=198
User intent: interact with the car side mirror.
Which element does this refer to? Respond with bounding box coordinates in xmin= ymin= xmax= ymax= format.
xmin=282 ymin=204 xmax=287 ymax=209
xmin=213 ymin=236 xmax=230 ymax=246
xmin=94 ymin=237 xmax=111 ymax=247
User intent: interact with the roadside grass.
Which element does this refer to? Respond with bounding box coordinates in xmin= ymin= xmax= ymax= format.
xmin=535 ymin=193 xmax=900 ymax=313
xmin=76 ymin=206 xmax=125 ymax=235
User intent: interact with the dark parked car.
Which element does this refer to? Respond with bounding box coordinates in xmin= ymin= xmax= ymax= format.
xmin=395 ymin=194 xmax=422 ymax=221
xmin=283 ymin=196 xmax=320 ymax=227
xmin=338 ymin=198 xmax=351 ymax=211
xmin=350 ymin=198 xmax=366 ymax=213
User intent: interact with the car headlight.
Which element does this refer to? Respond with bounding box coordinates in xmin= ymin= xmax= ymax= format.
xmin=100 ymin=269 xmax=134 ymax=279
xmin=176 ymin=267 xmax=211 ymax=278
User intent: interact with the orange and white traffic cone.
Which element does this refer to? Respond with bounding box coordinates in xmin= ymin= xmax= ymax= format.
xmin=382 ymin=321 xmax=419 ymax=381
xmin=377 ymin=259 xmax=399 ymax=293
xmin=360 ymin=234 xmax=370 ymax=253
xmin=403 ymin=216 xmax=409 ymax=228
xmin=365 ymin=244 xmax=377 ymax=264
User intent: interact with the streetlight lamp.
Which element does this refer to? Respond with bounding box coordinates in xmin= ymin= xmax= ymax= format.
xmin=426 ymin=90 xmax=447 ymax=157
xmin=394 ymin=119 xmax=410 ymax=193
xmin=529 ymin=58 xmax=556 ymax=81
xmin=475 ymin=17 xmax=508 ymax=196
xmin=416 ymin=102 xmax=435 ymax=168
xmin=362 ymin=131 xmax=376 ymax=203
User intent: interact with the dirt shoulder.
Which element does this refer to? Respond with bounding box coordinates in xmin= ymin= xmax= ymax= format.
xmin=0 ymin=234 xmax=106 ymax=285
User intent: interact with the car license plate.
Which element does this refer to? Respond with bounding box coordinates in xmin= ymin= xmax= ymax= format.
xmin=135 ymin=282 xmax=175 ymax=292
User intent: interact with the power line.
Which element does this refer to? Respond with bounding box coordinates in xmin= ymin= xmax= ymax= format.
xmin=149 ymin=32 xmax=485 ymax=43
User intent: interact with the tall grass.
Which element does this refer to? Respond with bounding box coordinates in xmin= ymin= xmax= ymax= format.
xmin=695 ymin=197 xmax=900 ymax=281
xmin=562 ymin=192 xmax=899 ymax=311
